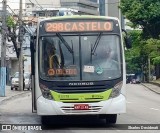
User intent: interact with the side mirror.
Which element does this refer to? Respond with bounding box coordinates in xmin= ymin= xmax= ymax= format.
xmin=30 ymin=35 xmax=36 ymax=52
xmin=124 ymin=36 xmax=132 ymax=49
xmin=122 ymin=29 xmax=132 ymax=49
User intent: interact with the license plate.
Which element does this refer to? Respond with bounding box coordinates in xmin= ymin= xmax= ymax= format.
xmin=74 ymin=104 xmax=89 ymax=110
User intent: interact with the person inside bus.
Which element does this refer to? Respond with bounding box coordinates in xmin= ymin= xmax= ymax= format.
xmin=90 ymin=45 xmax=119 ymax=78
xmin=102 ymin=46 xmax=119 ymax=70
xmin=44 ymin=43 xmax=61 ymax=73
xmin=50 ymin=46 xmax=61 ymax=69
xmin=93 ymin=45 xmax=119 ymax=70
xmin=83 ymin=45 xmax=119 ymax=80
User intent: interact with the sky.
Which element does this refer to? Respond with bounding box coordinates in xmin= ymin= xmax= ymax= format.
xmin=0 ymin=0 xmax=25 ymax=9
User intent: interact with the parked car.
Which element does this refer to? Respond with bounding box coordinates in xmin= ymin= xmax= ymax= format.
xmin=135 ymin=78 xmax=141 ymax=84
xmin=126 ymin=74 xmax=135 ymax=84
xmin=11 ymin=72 xmax=31 ymax=90
xmin=131 ymin=79 xmax=136 ymax=84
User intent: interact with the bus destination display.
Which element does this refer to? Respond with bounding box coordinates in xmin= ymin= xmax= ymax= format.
xmin=45 ymin=21 xmax=113 ymax=32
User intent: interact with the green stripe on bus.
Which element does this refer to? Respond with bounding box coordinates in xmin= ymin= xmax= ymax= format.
xmin=41 ymin=15 xmax=115 ymax=21
xmin=50 ymin=89 xmax=112 ymax=102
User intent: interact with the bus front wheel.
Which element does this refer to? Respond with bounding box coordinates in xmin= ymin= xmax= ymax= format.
xmin=41 ymin=116 xmax=51 ymax=125
xmin=105 ymin=114 xmax=117 ymax=124
xmin=41 ymin=116 xmax=57 ymax=125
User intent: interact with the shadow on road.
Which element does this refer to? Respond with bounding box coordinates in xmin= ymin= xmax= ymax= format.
xmin=41 ymin=116 xmax=117 ymax=130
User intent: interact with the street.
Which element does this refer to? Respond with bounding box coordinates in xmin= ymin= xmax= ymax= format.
xmin=0 ymin=84 xmax=160 ymax=133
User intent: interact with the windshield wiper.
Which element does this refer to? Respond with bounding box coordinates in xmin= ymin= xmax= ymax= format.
xmin=56 ymin=33 xmax=75 ymax=64
xmin=56 ymin=33 xmax=74 ymax=54
xmin=58 ymin=41 xmax=64 ymax=68
xmin=90 ymin=32 xmax=102 ymax=63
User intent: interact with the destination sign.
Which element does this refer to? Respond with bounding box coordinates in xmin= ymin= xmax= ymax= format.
xmin=45 ymin=21 xmax=113 ymax=32
xmin=48 ymin=68 xmax=77 ymax=76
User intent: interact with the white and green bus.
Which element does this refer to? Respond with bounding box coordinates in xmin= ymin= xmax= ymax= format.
xmin=30 ymin=15 xmax=131 ymax=124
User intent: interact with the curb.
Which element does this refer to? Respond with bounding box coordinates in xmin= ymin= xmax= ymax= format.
xmin=0 ymin=91 xmax=31 ymax=105
xmin=149 ymin=81 xmax=160 ymax=87
xmin=141 ymin=83 xmax=160 ymax=94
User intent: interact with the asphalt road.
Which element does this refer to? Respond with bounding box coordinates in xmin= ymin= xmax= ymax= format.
xmin=0 ymin=84 xmax=160 ymax=133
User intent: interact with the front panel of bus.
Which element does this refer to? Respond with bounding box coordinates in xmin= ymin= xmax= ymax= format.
xmin=35 ymin=17 xmax=126 ymax=115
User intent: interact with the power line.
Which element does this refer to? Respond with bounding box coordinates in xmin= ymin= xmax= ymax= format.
xmin=34 ymin=0 xmax=44 ymax=10
xmin=28 ymin=0 xmax=44 ymax=11
xmin=1 ymin=5 xmax=35 ymax=59
xmin=7 ymin=5 xmax=35 ymax=35
xmin=6 ymin=1 xmax=120 ymax=5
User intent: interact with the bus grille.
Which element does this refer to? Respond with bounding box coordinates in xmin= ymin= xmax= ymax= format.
xmin=53 ymin=85 xmax=110 ymax=93
xmin=61 ymin=105 xmax=102 ymax=114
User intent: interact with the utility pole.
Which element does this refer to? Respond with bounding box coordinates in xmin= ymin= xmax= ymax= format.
xmin=148 ymin=56 xmax=151 ymax=82
xmin=0 ymin=0 xmax=7 ymax=96
xmin=19 ymin=0 xmax=24 ymax=91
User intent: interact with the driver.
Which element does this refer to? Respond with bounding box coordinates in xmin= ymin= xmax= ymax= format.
xmin=45 ymin=43 xmax=61 ymax=70
xmin=94 ymin=45 xmax=119 ymax=70
xmin=48 ymin=45 xmax=61 ymax=69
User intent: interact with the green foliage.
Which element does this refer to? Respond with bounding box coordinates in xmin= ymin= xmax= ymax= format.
xmin=129 ymin=30 xmax=142 ymax=47
xmin=146 ymin=38 xmax=160 ymax=64
xmin=0 ymin=16 xmax=16 ymax=32
xmin=126 ymin=21 xmax=138 ymax=29
xmin=121 ymin=0 xmax=160 ymax=80
xmin=120 ymin=0 xmax=160 ymax=39
xmin=6 ymin=16 xmax=16 ymax=28
xmin=125 ymin=30 xmax=160 ymax=73
xmin=153 ymin=56 xmax=160 ymax=65
xmin=125 ymin=30 xmax=143 ymax=73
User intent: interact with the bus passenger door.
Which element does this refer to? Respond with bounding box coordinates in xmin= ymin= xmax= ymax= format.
xmin=30 ymin=36 xmax=37 ymax=113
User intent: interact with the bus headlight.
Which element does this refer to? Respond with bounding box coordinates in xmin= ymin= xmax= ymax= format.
xmin=39 ymin=84 xmax=53 ymax=100
xmin=110 ymin=82 xmax=122 ymax=98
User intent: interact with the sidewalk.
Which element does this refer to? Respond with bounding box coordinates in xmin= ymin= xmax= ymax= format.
xmin=0 ymin=86 xmax=30 ymax=105
xmin=141 ymin=83 xmax=160 ymax=94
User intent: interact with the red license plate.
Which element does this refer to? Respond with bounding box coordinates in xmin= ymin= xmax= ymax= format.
xmin=74 ymin=104 xmax=89 ymax=110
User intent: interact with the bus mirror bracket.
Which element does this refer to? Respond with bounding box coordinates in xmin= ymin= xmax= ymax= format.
xmin=122 ymin=29 xmax=132 ymax=49
xmin=30 ymin=35 xmax=36 ymax=52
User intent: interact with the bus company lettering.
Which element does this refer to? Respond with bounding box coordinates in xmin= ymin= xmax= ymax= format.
xmin=45 ymin=21 xmax=113 ymax=32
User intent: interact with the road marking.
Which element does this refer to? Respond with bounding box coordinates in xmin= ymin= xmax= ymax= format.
xmin=126 ymin=101 xmax=132 ymax=103
xmin=150 ymin=108 xmax=159 ymax=111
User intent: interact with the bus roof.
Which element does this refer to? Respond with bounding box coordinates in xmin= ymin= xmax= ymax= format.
xmin=38 ymin=15 xmax=120 ymax=23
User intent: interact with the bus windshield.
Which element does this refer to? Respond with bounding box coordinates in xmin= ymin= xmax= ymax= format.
xmin=39 ymin=33 xmax=121 ymax=81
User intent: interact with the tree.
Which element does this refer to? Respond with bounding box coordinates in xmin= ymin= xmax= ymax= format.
xmin=0 ymin=15 xmax=19 ymax=58
xmin=6 ymin=16 xmax=16 ymax=29
xmin=120 ymin=0 xmax=160 ymax=39
xmin=6 ymin=16 xmax=19 ymax=58
xmin=125 ymin=30 xmax=157 ymax=81
xmin=120 ymin=0 xmax=160 ymax=80
xmin=125 ymin=30 xmax=142 ymax=73
xmin=145 ymin=39 xmax=160 ymax=64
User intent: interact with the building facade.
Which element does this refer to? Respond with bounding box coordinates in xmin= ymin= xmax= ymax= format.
xmin=60 ymin=0 xmax=99 ymax=15
xmin=99 ymin=0 xmax=120 ymax=18
xmin=25 ymin=0 xmax=99 ymax=16
xmin=0 ymin=34 xmax=18 ymax=85
xmin=99 ymin=0 xmax=124 ymax=28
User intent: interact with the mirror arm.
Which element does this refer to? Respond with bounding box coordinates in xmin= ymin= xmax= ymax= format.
xmin=122 ymin=29 xmax=132 ymax=49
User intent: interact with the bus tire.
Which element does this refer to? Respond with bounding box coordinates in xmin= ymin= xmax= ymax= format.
xmin=41 ymin=116 xmax=47 ymax=125
xmin=105 ymin=114 xmax=117 ymax=124
xmin=41 ymin=116 xmax=54 ymax=125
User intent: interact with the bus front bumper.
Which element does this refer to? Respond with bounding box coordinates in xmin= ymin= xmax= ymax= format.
xmin=37 ymin=94 xmax=126 ymax=116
